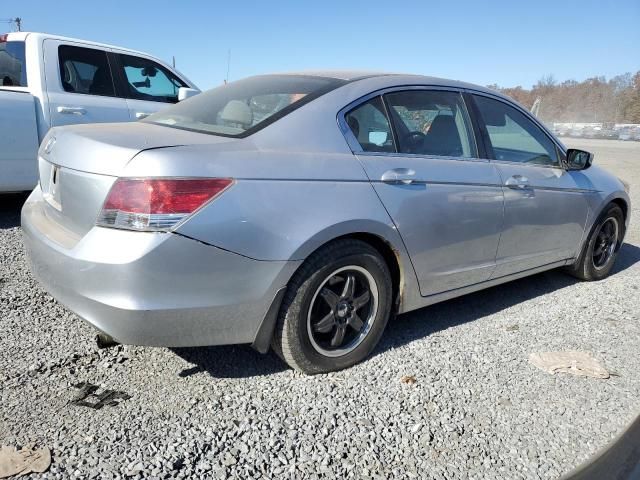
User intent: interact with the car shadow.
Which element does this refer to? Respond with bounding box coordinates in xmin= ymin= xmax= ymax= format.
xmin=172 ymin=242 xmax=639 ymax=379
xmin=172 ymin=344 xmax=287 ymax=379
xmin=611 ymin=241 xmax=640 ymax=275
xmin=376 ymin=241 xmax=639 ymax=355
xmin=0 ymin=193 xmax=29 ymax=229
xmin=380 ymin=242 xmax=640 ymax=356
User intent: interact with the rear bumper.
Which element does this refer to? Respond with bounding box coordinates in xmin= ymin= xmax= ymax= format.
xmin=21 ymin=187 xmax=299 ymax=347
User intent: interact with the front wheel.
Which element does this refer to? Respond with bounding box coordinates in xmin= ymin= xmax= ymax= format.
xmin=567 ymin=204 xmax=624 ymax=281
xmin=272 ymin=239 xmax=393 ymax=374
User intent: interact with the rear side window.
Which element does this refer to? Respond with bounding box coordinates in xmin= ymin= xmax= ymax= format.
xmin=58 ymin=45 xmax=115 ymax=97
xmin=344 ymin=96 xmax=396 ymax=152
xmin=384 ymin=90 xmax=476 ymax=158
xmin=0 ymin=40 xmax=27 ymax=87
xmin=117 ymin=54 xmax=187 ymax=103
xmin=473 ymin=95 xmax=559 ymax=166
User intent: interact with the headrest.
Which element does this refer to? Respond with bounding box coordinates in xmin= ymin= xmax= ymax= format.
xmin=422 ymin=114 xmax=462 ymax=156
xmin=429 ymin=114 xmax=457 ymax=132
xmin=90 ymin=68 xmax=111 ymax=95
xmin=220 ymin=100 xmax=252 ymax=127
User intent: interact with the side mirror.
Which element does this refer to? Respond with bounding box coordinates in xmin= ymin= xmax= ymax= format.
xmin=566 ymin=149 xmax=593 ymax=170
xmin=178 ymin=87 xmax=200 ymax=101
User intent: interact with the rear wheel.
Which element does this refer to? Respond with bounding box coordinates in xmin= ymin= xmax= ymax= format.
xmin=567 ymin=204 xmax=624 ymax=281
xmin=272 ymin=239 xmax=392 ymax=374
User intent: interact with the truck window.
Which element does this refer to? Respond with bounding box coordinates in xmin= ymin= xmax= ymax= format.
xmin=0 ymin=40 xmax=27 ymax=87
xmin=58 ymin=45 xmax=116 ymax=97
xmin=117 ymin=54 xmax=187 ymax=103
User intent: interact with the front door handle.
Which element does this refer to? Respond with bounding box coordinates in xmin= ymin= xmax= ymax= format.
xmin=57 ymin=106 xmax=86 ymax=115
xmin=505 ymin=175 xmax=530 ymax=189
xmin=381 ymin=168 xmax=418 ymax=185
xmin=135 ymin=112 xmax=152 ymax=119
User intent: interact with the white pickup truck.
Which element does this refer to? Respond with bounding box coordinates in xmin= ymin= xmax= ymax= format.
xmin=0 ymin=32 xmax=199 ymax=192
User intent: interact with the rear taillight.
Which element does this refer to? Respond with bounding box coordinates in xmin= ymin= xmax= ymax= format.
xmin=97 ymin=178 xmax=233 ymax=231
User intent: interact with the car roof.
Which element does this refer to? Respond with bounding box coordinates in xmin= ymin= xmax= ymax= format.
xmin=273 ymin=70 xmax=395 ymax=81
xmin=266 ymin=70 xmax=502 ymax=97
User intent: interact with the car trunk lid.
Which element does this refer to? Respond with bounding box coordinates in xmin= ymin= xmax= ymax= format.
xmin=38 ymin=122 xmax=237 ymax=241
xmin=41 ymin=122 xmax=235 ymax=175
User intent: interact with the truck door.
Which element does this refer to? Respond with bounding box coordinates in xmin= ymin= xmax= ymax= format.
xmin=43 ymin=39 xmax=129 ymax=128
xmin=109 ymin=51 xmax=189 ymax=121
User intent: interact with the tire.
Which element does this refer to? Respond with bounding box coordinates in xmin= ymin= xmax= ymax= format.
xmin=272 ymin=239 xmax=393 ymax=374
xmin=566 ymin=204 xmax=624 ymax=281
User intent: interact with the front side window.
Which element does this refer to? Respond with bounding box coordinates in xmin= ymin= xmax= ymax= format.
xmin=118 ymin=54 xmax=187 ymax=103
xmin=0 ymin=40 xmax=27 ymax=87
xmin=384 ymin=90 xmax=476 ymax=158
xmin=58 ymin=45 xmax=115 ymax=96
xmin=473 ymin=95 xmax=559 ymax=166
xmin=344 ymin=96 xmax=395 ymax=152
xmin=144 ymin=75 xmax=345 ymax=137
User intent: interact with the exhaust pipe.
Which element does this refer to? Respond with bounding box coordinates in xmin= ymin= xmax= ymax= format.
xmin=96 ymin=333 xmax=119 ymax=349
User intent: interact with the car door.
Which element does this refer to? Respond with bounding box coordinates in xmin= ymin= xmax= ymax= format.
xmin=43 ymin=40 xmax=130 ymax=127
xmin=110 ymin=52 xmax=188 ymax=120
xmin=469 ymin=93 xmax=592 ymax=278
xmin=343 ymin=89 xmax=504 ymax=297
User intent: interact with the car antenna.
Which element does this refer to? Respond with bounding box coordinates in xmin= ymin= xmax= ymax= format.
xmin=225 ymin=49 xmax=231 ymax=84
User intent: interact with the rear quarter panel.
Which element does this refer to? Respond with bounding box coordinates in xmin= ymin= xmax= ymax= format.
xmin=126 ymin=146 xmax=423 ymax=313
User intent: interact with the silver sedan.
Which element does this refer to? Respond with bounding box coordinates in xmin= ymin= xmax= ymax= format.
xmin=22 ymin=72 xmax=631 ymax=373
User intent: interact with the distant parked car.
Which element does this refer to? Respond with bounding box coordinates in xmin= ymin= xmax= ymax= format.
xmin=0 ymin=31 xmax=199 ymax=192
xmin=618 ymin=127 xmax=633 ymax=141
xmin=22 ymin=72 xmax=631 ymax=373
xmin=583 ymin=127 xmax=599 ymax=139
xmin=598 ymin=128 xmax=619 ymax=140
xmin=569 ymin=126 xmax=584 ymax=137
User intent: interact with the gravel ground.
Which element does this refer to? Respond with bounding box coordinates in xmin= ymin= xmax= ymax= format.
xmin=1 ymin=138 xmax=639 ymax=479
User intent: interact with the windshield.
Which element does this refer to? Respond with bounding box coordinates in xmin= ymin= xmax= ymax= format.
xmin=143 ymin=75 xmax=346 ymax=137
xmin=0 ymin=40 xmax=27 ymax=87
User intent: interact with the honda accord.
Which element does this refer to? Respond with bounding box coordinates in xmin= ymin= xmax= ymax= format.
xmin=22 ymin=72 xmax=630 ymax=373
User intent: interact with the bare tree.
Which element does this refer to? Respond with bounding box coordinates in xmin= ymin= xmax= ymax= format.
xmin=490 ymin=71 xmax=640 ymax=124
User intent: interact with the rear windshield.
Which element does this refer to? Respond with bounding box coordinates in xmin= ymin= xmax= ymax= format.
xmin=0 ymin=40 xmax=27 ymax=87
xmin=143 ymin=75 xmax=346 ymax=137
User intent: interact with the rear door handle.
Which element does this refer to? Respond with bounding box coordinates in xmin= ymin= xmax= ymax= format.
xmin=505 ymin=175 xmax=530 ymax=189
xmin=135 ymin=112 xmax=152 ymax=119
xmin=381 ymin=168 xmax=418 ymax=185
xmin=57 ymin=106 xmax=86 ymax=115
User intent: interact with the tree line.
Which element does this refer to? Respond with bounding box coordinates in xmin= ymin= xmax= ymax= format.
xmin=488 ymin=72 xmax=640 ymax=124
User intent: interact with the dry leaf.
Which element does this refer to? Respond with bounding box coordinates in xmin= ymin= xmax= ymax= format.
xmin=400 ymin=375 xmax=417 ymax=385
xmin=529 ymin=351 xmax=609 ymax=379
xmin=0 ymin=445 xmax=51 ymax=478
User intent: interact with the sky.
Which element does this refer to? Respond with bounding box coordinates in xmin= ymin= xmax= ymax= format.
xmin=3 ymin=0 xmax=639 ymax=91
